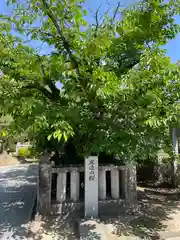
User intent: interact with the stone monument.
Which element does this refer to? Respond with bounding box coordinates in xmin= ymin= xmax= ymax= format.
xmin=84 ymin=156 xmax=98 ymax=218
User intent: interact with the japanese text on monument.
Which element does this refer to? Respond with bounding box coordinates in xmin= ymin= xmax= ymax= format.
xmin=88 ymin=159 xmax=95 ymax=180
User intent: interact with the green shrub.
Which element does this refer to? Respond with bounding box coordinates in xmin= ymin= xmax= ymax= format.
xmin=18 ymin=146 xmax=32 ymax=158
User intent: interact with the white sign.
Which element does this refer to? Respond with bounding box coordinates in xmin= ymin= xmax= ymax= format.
xmin=85 ymin=156 xmax=98 ymax=218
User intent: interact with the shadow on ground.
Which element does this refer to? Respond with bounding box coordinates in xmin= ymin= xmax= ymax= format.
xmin=0 ymin=164 xmax=38 ymax=239
xmin=98 ymin=189 xmax=180 ymax=239
xmin=28 ymin=213 xmax=80 ymax=240
xmin=28 ymin=188 xmax=180 ymax=240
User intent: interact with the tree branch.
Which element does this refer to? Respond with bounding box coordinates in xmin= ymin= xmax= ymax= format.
xmin=94 ymin=5 xmax=101 ymax=37
xmin=37 ymin=55 xmax=46 ymax=77
xmin=111 ymin=2 xmax=121 ymax=24
xmin=93 ymin=5 xmax=111 ymax=36
xmin=46 ymin=80 xmax=60 ymax=100
xmin=22 ymin=82 xmax=58 ymax=102
xmin=41 ymin=0 xmax=79 ymax=69
xmin=38 ymin=30 xmax=57 ymax=39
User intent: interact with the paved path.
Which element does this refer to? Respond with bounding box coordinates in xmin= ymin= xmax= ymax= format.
xmin=0 ymin=164 xmax=38 ymax=240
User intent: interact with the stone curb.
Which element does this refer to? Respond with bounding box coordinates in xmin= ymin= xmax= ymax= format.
xmin=26 ymin=168 xmax=38 ymax=236
xmin=26 ymin=195 xmax=38 ymax=238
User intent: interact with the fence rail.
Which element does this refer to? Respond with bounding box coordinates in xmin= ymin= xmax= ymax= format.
xmin=52 ymin=165 xmax=127 ymax=173
xmin=52 ymin=165 xmax=128 ymax=203
xmin=37 ymin=159 xmax=137 ymax=216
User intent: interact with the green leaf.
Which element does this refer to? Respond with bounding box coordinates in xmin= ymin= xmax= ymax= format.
xmin=63 ymin=133 xmax=68 ymax=142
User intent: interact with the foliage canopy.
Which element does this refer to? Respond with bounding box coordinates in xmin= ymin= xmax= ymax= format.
xmin=0 ymin=0 xmax=180 ymax=162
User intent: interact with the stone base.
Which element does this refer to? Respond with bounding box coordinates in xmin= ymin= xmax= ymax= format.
xmin=51 ymin=199 xmax=126 ymax=216
xmin=51 ymin=201 xmax=84 ymax=217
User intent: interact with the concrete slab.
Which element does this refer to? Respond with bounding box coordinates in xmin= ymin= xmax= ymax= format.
xmin=0 ymin=164 xmax=38 ymax=240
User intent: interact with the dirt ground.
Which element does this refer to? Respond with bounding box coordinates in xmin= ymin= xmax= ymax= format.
xmin=27 ymin=187 xmax=180 ymax=240
xmin=0 ymin=152 xmax=20 ymax=166
xmin=0 ymin=152 xmax=37 ymax=166
xmin=28 ymin=215 xmax=79 ymax=240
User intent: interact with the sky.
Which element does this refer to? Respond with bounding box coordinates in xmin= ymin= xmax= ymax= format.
xmin=0 ymin=0 xmax=180 ymax=63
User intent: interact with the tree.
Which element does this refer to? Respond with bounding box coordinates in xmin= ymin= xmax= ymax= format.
xmin=0 ymin=0 xmax=180 ymax=163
